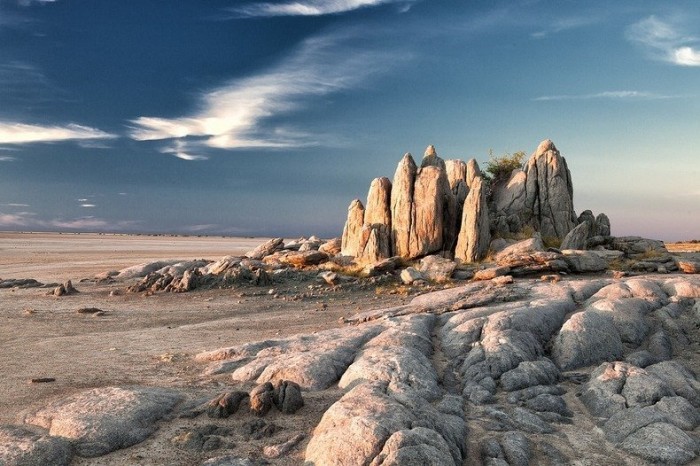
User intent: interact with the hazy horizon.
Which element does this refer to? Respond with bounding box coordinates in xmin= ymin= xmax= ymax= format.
xmin=1 ymin=1 xmax=698 ymax=242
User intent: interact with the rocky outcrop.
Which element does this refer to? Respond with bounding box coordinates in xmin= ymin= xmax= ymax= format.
xmin=345 ymin=139 xmax=605 ymax=263
xmin=341 ymin=199 xmax=365 ymax=257
xmin=522 ymin=139 xmax=577 ymax=239
xmin=455 ymin=174 xmax=490 ymax=263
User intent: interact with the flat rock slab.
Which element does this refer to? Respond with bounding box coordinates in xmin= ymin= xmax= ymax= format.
xmin=24 ymin=386 xmax=182 ymax=457
xmin=0 ymin=425 xmax=72 ymax=466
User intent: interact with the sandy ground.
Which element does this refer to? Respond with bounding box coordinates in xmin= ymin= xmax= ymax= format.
xmin=0 ymin=232 xmax=414 ymax=465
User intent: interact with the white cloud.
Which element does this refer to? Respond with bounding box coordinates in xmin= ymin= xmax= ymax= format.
xmin=233 ymin=0 xmax=414 ymax=17
xmin=674 ymin=46 xmax=700 ymax=66
xmin=627 ymin=16 xmax=700 ymax=67
xmin=159 ymin=140 xmax=208 ymax=161
xmin=0 ymin=213 xmax=28 ymax=226
xmin=130 ymin=32 xmax=402 ymax=156
xmin=80 ymin=204 xmax=96 ymax=208
xmin=531 ymin=15 xmax=602 ymax=39
xmin=533 ymin=90 xmax=675 ymax=101
xmin=3 ymin=203 xmax=30 ymax=207
xmin=0 ymin=122 xmax=117 ymax=145
xmin=0 ymin=155 xmax=16 ymax=161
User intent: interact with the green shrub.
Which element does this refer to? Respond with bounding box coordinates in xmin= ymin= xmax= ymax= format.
xmin=484 ymin=150 xmax=527 ymax=182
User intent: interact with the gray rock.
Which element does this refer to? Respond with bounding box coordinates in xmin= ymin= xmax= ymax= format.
xmin=560 ymin=221 xmax=590 ymax=250
xmin=588 ymin=297 xmax=650 ymax=345
xmin=510 ymin=407 xmax=555 ymax=434
xmin=506 ymin=385 xmax=566 ymax=404
xmin=525 ymin=394 xmax=572 ymax=417
xmin=500 ymin=358 xmax=560 ymax=391
xmin=561 ymin=250 xmax=607 ymax=273
xmin=500 ymin=431 xmax=530 ymax=466
xmin=245 ymin=237 xmax=284 ymax=260
xmin=523 ymin=139 xmax=577 ymax=239
xmin=603 ymin=406 xmax=669 ymax=443
xmin=620 ymin=422 xmax=698 ymax=464
xmin=263 ymin=433 xmax=305 ymax=459
xmin=624 ymin=350 xmax=658 ymax=368
xmin=0 ymin=425 xmax=72 ymax=466
xmin=551 ymin=311 xmax=623 ymax=371
xmin=594 ymin=213 xmax=611 ymax=236
xmin=400 ymin=267 xmax=424 ymax=285
xmin=647 ymin=330 xmax=673 ymax=361
xmin=272 ymin=380 xmax=304 ymax=414
xmin=368 ymin=427 xmax=456 ymax=466
xmin=24 ymin=386 xmax=181 ymax=457
xmin=581 ymin=362 xmax=629 ymax=418
xmin=201 ymin=456 xmax=256 ymax=466
xmin=419 ymin=255 xmax=457 ymax=282
xmin=646 ymin=361 xmax=700 ymax=407
xmin=655 ymin=396 xmax=700 ymax=431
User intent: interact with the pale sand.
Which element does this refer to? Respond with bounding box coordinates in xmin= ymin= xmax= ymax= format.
xmin=0 ymin=232 xmax=406 ymax=465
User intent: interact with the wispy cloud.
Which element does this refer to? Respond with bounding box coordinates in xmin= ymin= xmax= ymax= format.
xmin=232 ymin=0 xmax=415 ymax=17
xmin=533 ymin=90 xmax=678 ymax=102
xmin=531 ymin=15 xmax=602 ymax=39
xmin=80 ymin=204 xmax=96 ymax=208
xmin=627 ymin=16 xmax=700 ymax=67
xmin=2 ymin=203 xmax=30 ymax=207
xmin=0 ymin=211 xmax=137 ymax=231
xmin=130 ymin=31 xmax=405 ymax=157
xmin=0 ymin=122 xmax=117 ymax=145
xmin=0 ymin=155 xmax=16 ymax=161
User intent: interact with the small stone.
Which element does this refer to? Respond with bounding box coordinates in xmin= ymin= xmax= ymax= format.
xmin=249 ymin=382 xmax=274 ymax=416
xmin=263 ymin=433 xmax=305 ymax=458
xmin=273 ymin=380 xmax=304 ymax=414
xmin=207 ymin=391 xmax=248 ymax=419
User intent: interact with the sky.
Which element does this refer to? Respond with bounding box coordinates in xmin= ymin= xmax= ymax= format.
xmin=0 ymin=0 xmax=698 ymax=241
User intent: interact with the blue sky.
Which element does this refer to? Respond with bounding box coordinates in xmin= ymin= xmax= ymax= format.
xmin=0 ymin=0 xmax=698 ymax=240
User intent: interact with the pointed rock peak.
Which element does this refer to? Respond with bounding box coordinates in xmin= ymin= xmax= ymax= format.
xmin=349 ymin=199 xmax=365 ymax=211
xmin=420 ymin=145 xmax=446 ymax=170
xmin=535 ymin=139 xmax=557 ymax=156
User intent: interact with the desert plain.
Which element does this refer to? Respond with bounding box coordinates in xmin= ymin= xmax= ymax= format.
xmin=0 ymin=231 xmax=699 ymax=466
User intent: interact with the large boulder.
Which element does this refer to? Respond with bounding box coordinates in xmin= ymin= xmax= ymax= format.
xmin=409 ymin=165 xmax=447 ymax=258
xmin=24 ymin=387 xmax=182 ymax=457
xmin=341 ymin=199 xmax=365 ymax=257
xmin=390 ymin=153 xmax=417 ymax=258
xmin=0 ymin=425 xmax=72 ymax=466
xmin=364 ymin=177 xmax=392 ymax=226
xmin=523 ymin=139 xmax=577 ymax=240
xmin=455 ymin=173 xmax=490 ymax=263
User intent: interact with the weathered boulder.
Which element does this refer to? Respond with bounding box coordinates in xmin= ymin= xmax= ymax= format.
xmin=455 ymin=174 xmax=490 ymax=263
xmin=272 ymin=380 xmax=304 ymax=414
xmin=390 ymin=153 xmax=417 ymax=258
xmin=490 ymin=169 xmax=527 ymax=237
xmin=364 ymin=177 xmax=392 ymax=226
xmin=560 ymin=221 xmax=590 ymax=250
xmin=523 ymin=139 xmax=577 ymax=240
xmin=318 ymin=237 xmax=342 ymax=256
xmin=594 ymin=213 xmax=611 ymax=236
xmin=341 ymin=199 xmax=365 ymax=257
xmin=561 ymin=250 xmax=607 ymax=272
xmin=420 ymin=255 xmax=457 ymax=282
xmin=420 ymin=144 xmax=446 ymax=171
xmin=358 ymin=224 xmax=392 ymax=264
xmin=24 ymin=387 xmax=182 ymax=457
xmin=245 ymin=237 xmax=284 ymax=260
xmin=0 ymin=425 xmax=72 ymax=466
xmin=409 ymin=165 xmax=447 ymax=258
xmin=551 ymin=311 xmax=623 ymax=371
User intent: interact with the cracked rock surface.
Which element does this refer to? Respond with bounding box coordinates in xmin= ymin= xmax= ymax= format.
xmin=2 ymin=273 xmax=699 ymax=465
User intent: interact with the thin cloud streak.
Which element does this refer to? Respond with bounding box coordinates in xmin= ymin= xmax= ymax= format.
xmin=533 ymin=90 xmax=677 ymax=101
xmin=0 ymin=211 xmax=137 ymax=231
xmin=627 ymin=16 xmax=700 ymax=67
xmin=130 ymin=31 xmax=405 ymax=156
xmin=233 ymin=0 xmax=415 ymax=17
xmin=0 ymin=122 xmax=117 ymax=144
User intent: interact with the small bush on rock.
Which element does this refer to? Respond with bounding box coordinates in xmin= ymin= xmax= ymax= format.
xmin=484 ymin=150 xmax=527 ymax=182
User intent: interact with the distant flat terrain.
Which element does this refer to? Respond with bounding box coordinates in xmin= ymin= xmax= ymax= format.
xmin=0 ymin=232 xmax=268 ymax=282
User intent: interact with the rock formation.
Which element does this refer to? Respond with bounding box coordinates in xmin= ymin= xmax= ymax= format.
xmin=342 ymin=139 xmax=612 ymax=265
